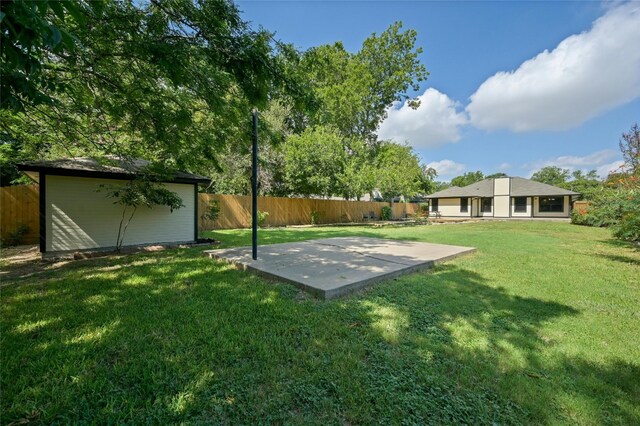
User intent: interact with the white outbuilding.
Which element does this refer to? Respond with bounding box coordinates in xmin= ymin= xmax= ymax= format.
xmin=18 ymin=158 xmax=210 ymax=257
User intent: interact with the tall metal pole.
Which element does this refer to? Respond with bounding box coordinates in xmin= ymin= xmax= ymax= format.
xmin=252 ymin=109 xmax=258 ymax=260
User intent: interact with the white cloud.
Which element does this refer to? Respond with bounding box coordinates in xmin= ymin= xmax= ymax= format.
xmin=467 ymin=3 xmax=640 ymax=132
xmin=426 ymin=159 xmax=466 ymax=178
xmin=524 ymin=149 xmax=623 ymax=178
xmin=496 ymin=162 xmax=512 ymax=171
xmin=377 ymin=88 xmax=468 ymax=148
xmin=596 ymin=160 xmax=625 ymax=177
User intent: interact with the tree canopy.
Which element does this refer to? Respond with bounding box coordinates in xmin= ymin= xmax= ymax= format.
xmin=300 ymin=22 xmax=427 ymax=143
xmin=619 ymin=123 xmax=639 ymax=175
xmin=530 ymin=166 xmax=570 ymax=187
xmin=2 ymin=2 xmax=436 ymax=201
xmin=1 ymin=0 xmax=310 ymax=175
xmin=450 ymin=171 xmax=485 ymax=187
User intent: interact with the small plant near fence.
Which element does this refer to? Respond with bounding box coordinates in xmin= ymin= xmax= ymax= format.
xmin=199 ymin=199 xmax=220 ymax=236
xmin=381 ymin=206 xmax=392 ymax=221
xmin=310 ymin=210 xmax=320 ymax=225
xmin=1 ymin=224 xmax=30 ymax=247
xmin=419 ymin=202 xmax=430 ymax=217
xmin=257 ymin=210 xmax=269 ymax=228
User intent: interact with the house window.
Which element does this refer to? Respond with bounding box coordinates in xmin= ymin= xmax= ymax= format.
xmin=482 ymin=198 xmax=492 ymax=213
xmin=460 ymin=198 xmax=468 ymax=213
xmin=431 ymin=199 xmax=439 ymax=212
xmin=539 ymin=197 xmax=564 ymax=212
xmin=514 ymin=197 xmax=527 ymax=213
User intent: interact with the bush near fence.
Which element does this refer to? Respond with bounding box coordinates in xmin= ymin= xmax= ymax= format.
xmin=1 ymin=186 xmax=419 ymax=242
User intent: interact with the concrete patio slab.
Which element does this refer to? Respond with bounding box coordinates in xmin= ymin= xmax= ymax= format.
xmin=204 ymin=237 xmax=475 ymax=300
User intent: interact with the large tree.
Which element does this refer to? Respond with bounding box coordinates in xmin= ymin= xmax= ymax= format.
xmin=619 ymin=123 xmax=640 ymax=174
xmin=1 ymin=0 xmax=310 ymax=174
xmin=300 ymin=22 xmax=427 ymax=143
xmin=283 ymin=126 xmax=345 ymax=198
xmin=374 ymin=141 xmax=423 ymax=200
xmin=450 ymin=171 xmax=484 ymax=188
xmin=531 ymin=166 xmax=570 ymax=187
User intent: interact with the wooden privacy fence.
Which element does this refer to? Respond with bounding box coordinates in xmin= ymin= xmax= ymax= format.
xmin=0 ymin=185 xmax=420 ymax=242
xmin=573 ymin=201 xmax=590 ymax=214
xmin=199 ymin=194 xmax=420 ymax=230
xmin=1 ymin=185 xmax=39 ymax=244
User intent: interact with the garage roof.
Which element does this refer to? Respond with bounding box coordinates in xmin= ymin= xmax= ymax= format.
xmin=17 ymin=157 xmax=210 ymax=185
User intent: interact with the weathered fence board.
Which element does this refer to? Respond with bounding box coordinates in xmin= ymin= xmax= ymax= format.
xmin=1 ymin=185 xmax=39 ymax=244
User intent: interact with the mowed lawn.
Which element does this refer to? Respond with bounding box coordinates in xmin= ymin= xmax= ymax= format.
xmin=1 ymin=222 xmax=638 ymax=424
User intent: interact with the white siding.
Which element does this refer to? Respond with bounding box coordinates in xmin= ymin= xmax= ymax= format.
xmin=533 ymin=196 xmax=570 ymax=218
xmin=494 ymin=195 xmax=510 ymax=217
xmin=493 ymin=178 xmax=510 ymax=195
xmin=434 ymin=198 xmax=471 ymax=217
xmin=511 ymin=197 xmax=532 ymax=217
xmin=46 ymin=176 xmax=195 ymax=252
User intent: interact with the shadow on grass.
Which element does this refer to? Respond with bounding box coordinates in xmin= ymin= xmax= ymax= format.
xmin=1 ymin=249 xmax=638 ymax=424
xmin=599 ymin=237 xmax=640 ymax=251
xmin=600 ymin=253 xmax=640 ymax=266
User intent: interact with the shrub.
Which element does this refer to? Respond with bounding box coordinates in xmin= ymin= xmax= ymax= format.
xmin=419 ymin=202 xmax=429 ymax=217
xmin=611 ymin=190 xmax=640 ymax=243
xmin=199 ymin=199 xmax=221 ymax=236
xmin=310 ymin=210 xmax=320 ymax=225
xmin=1 ymin=224 xmax=30 ymax=247
xmin=257 ymin=210 xmax=269 ymax=228
xmin=381 ymin=206 xmax=392 ymax=220
xmin=101 ymin=179 xmax=184 ymax=252
xmin=571 ymin=175 xmax=640 ymax=243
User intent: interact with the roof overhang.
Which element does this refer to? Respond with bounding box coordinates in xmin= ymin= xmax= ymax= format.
xmin=17 ymin=161 xmax=210 ymax=185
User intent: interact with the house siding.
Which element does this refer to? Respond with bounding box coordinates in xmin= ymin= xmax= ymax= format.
xmin=46 ymin=176 xmax=195 ymax=252
xmin=434 ymin=198 xmax=472 ymax=217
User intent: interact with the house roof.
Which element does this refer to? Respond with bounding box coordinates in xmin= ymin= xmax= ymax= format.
xmin=426 ymin=179 xmax=494 ymax=198
xmin=426 ymin=177 xmax=579 ymax=198
xmin=509 ymin=177 xmax=579 ymax=196
xmin=17 ymin=157 xmax=210 ymax=185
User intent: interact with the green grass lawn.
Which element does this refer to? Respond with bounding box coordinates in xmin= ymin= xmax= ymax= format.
xmin=1 ymin=221 xmax=639 ymax=424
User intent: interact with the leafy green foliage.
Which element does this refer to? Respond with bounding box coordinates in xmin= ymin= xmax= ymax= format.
xmin=284 ymin=126 xmax=345 ymax=197
xmin=374 ymin=142 xmax=423 ymax=200
xmin=101 ymin=179 xmax=184 ymax=251
xmin=199 ymin=199 xmax=221 ymax=235
xmin=450 ymin=171 xmax=484 ymax=188
xmin=0 ymin=0 xmax=90 ymax=111
xmin=485 ymin=172 xmax=508 ymax=179
xmin=2 ymin=0 xmax=310 ymax=174
xmin=300 ymin=22 xmax=427 ymax=142
xmin=563 ymin=170 xmax=601 ymax=200
xmin=530 ymin=166 xmax=570 ymax=187
xmin=310 ymin=210 xmax=320 ymax=225
xmin=380 ymin=205 xmax=392 ymax=220
xmin=256 ymin=210 xmax=269 ymax=228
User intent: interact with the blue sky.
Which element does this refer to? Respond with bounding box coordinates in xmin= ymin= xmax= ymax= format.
xmin=238 ymin=1 xmax=640 ymax=181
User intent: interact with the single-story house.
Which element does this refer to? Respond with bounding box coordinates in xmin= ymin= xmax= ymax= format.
xmin=425 ymin=177 xmax=579 ymax=218
xmin=18 ymin=157 xmax=210 ymax=256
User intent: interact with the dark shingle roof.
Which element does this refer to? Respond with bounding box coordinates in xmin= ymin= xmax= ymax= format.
xmin=426 ymin=177 xmax=579 ymax=198
xmin=510 ymin=177 xmax=579 ymax=196
xmin=425 ymin=179 xmax=494 ymax=198
xmin=17 ymin=157 xmax=210 ymax=184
